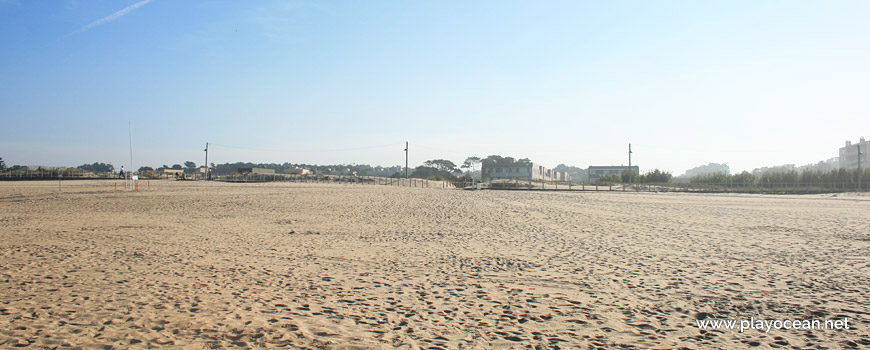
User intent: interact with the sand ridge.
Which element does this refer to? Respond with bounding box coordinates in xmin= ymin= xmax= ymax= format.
xmin=0 ymin=180 xmax=868 ymax=349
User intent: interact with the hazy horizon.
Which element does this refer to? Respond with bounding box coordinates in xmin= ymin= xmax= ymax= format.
xmin=2 ymin=1 xmax=868 ymax=175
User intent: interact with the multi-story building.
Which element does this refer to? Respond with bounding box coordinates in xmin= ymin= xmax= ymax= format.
xmin=839 ymin=137 xmax=869 ymax=170
xmin=587 ymin=165 xmax=639 ymax=183
xmin=482 ymin=162 xmax=562 ymax=181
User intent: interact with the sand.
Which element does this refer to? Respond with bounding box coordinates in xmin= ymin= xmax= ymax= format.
xmin=0 ymin=180 xmax=868 ymax=349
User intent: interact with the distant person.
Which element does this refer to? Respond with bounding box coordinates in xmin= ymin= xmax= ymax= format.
xmin=119 ymin=166 xmax=125 ymax=179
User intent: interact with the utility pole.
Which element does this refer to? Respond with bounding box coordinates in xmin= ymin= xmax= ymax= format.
xmin=405 ymin=141 xmax=409 ymax=178
xmin=204 ymin=142 xmax=209 ymax=180
xmin=628 ymin=143 xmax=632 ymax=185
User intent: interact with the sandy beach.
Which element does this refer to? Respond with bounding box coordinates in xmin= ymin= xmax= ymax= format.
xmin=0 ymin=180 xmax=867 ymax=349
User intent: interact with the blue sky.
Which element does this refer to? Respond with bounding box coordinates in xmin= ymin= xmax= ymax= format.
xmin=1 ymin=0 xmax=868 ymax=174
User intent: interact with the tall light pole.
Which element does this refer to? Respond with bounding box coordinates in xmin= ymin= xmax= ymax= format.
xmin=405 ymin=141 xmax=409 ymax=179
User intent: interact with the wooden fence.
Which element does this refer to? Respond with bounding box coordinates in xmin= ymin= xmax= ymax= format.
xmin=0 ymin=169 xmax=117 ymax=180
xmin=214 ymin=174 xmax=456 ymax=189
xmin=480 ymin=179 xmax=868 ymax=194
xmin=9 ymin=169 xmax=861 ymax=194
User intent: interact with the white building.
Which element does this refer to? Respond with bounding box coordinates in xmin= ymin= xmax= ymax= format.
xmin=587 ymin=165 xmax=639 ymax=183
xmin=482 ymin=162 xmax=562 ymax=181
xmin=839 ymin=137 xmax=869 ymax=170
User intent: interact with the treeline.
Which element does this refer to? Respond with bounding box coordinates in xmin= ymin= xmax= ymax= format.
xmin=77 ymin=162 xmax=114 ymax=173
xmin=204 ymin=155 xmax=587 ymax=183
xmin=598 ymin=169 xmax=673 ymax=184
xmin=595 ymin=168 xmax=869 ymax=185
xmin=400 ymin=156 xmax=502 ymax=181
xmin=0 ymin=162 xmax=116 ymax=173
xmin=210 ymin=162 xmax=398 ymax=176
xmin=480 ymin=155 xmax=531 ymax=167
xmin=0 ymin=153 xmax=591 ymax=183
xmin=691 ymin=168 xmax=870 ymax=185
xmin=406 ymin=159 xmax=474 ymax=181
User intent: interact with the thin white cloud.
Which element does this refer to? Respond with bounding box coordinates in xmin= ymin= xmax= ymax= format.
xmin=78 ymin=0 xmax=153 ymax=32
